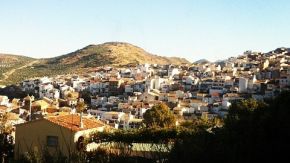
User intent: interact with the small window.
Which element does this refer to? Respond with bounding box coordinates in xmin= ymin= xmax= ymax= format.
xmin=47 ymin=136 xmax=58 ymax=147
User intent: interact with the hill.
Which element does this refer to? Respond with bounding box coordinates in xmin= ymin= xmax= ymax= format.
xmin=48 ymin=42 xmax=190 ymax=66
xmin=193 ymin=59 xmax=210 ymax=64
xmin=0 ymin=42 xmax=190 ymax=85
xmin=0 ymin=53 xmax=34 ymax=64
xmin=0 ymin=54 xmax=35 ymax=84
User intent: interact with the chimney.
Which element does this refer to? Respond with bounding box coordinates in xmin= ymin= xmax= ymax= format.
xmin=80 ymin=112 xmax=84 ymax=128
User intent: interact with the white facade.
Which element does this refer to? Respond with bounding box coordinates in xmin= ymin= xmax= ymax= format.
xmin=71 ymin=77 xmax=84 ymax=89
xmin=239 ymin=77 xmax=248 ymax=93
xmin=145 ymin=78 xmax=154 ymax=90
xmin=22 ymin=80 xmax=35 ymax=92
xmin=0 ymin=95 xmax=9 ymax=106
xmin=168 ymin=68 xmax=179 ymax=78
xmin=39 ymin=77 xmax=51 ymax=84
xmin=89 ymin=82 xmax=109 ymax=94
xmin=91 ymin=96 xmax=108 ymax=106
xmin=39 ymin=83 xmax=54 ymax=98
xmin=154 ymin=76 xmax=165 ymax=90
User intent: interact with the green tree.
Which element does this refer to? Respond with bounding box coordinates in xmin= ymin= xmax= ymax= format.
xmin=80 ymin=90 xmax=91 ymax=105
xmin=225 ymin=98 xmax=267 ymax=126
xmin=143 ymin=103 xmax=176 ymax=128
xmin=169 ymin=92 xmax=290 ymax=163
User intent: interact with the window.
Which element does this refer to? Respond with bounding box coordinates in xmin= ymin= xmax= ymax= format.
xmin=47 ymin=136 xmax=58 ymax=147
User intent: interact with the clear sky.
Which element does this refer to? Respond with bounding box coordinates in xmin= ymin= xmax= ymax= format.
xmin=0 ymin=0 xmax=290 ymax=62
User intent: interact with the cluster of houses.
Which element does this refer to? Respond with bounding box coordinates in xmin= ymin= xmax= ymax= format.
xmin=1 ymin=47 xmax=290 ymax=159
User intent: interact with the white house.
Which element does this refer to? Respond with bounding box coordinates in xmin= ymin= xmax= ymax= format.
xmin=39 ymin=83 xmax=56 ymax=99
xmin=153 ymin=76 xmax=166 ymax=90
xmin=101 ymin=112 xmax=125 ymax=128
xmin=0 ymin=95 xmax=9 ymax=106
xmin=71 ymin=76 xmax=84 ymax=89
xmin=168 ymin=68 xmax=179 ymax=79
xmin=119 ymin=114 xmax=143 ymax=129
xmin=91 ymin=96 xmax=108 ymax=106
xmin=239 ymin=77 xmax=249 ymax=93
xmin=89 ymin=82 xmax=109 ymax=94
xmin=222 ymin=93 xmax=244 ymax=109
xmin=22 ymin=80 xmax=36 ymax=92
xmin=190 ymin=99 xmax=208 ymax=113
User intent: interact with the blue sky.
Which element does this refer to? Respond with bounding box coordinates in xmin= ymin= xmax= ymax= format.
xmin=0 ymin=0 xmax=290 ymax=62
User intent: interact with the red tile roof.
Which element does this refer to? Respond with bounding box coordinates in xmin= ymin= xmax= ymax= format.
xmin=45 ymin=114 xmax=106 ymax=132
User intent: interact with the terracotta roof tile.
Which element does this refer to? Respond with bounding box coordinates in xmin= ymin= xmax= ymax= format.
xmin=45 ymin=114 xmax=106 ymax=132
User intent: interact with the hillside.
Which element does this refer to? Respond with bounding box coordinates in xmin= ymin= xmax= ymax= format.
xmin=0 ymin=54 xmax=36 ymax=85
xmin=193 ymin=59 xmax=210 ymax=64
xmin=0 ymin=42 xmax=190 ymax=85
xmin=49 ymin=42 xmax=190 ymax=66
xmin=0 ymin=53 xmax=34 ymax=65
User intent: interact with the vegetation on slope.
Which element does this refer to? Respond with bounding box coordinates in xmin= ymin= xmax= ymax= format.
xmin=50 ymin=42 xmax=190 ymax=66
xmin=1 ymin=42 xmax=190 ymax=85
xmin=169 ymin=92 xmax=290 ymax=163
xmin=0 ymin=54 xmax=35 ymax=85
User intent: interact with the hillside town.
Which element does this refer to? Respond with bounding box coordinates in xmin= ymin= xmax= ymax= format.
xmin=2 ymin=0 xmax=290 ymax=161
xmin=1 ymin=47 xmax=290 ymax=158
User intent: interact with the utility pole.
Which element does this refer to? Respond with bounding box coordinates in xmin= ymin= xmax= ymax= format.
xmin=80 ymin=111 xmax=84 ymax=128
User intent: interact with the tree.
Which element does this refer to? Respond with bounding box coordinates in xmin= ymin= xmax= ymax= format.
xmin=0 ymin=113 xmax=12 ymax=134
xmin=225 ymin=98 xmax=267 ymax=126
xmin=0 ymin=113 xmax=14 ymax=162
xmin=143 ymin=103 xmax=176 ymax=128
xmin=229 ymin=98 xmax=266 ymax=113
xmin=80 ymin=90 xmax=91 ymax=105
xmin=169 ymin=92 xmax=290 ymax=163
xmin=76 ymin=99 xmax=87 ymax=113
